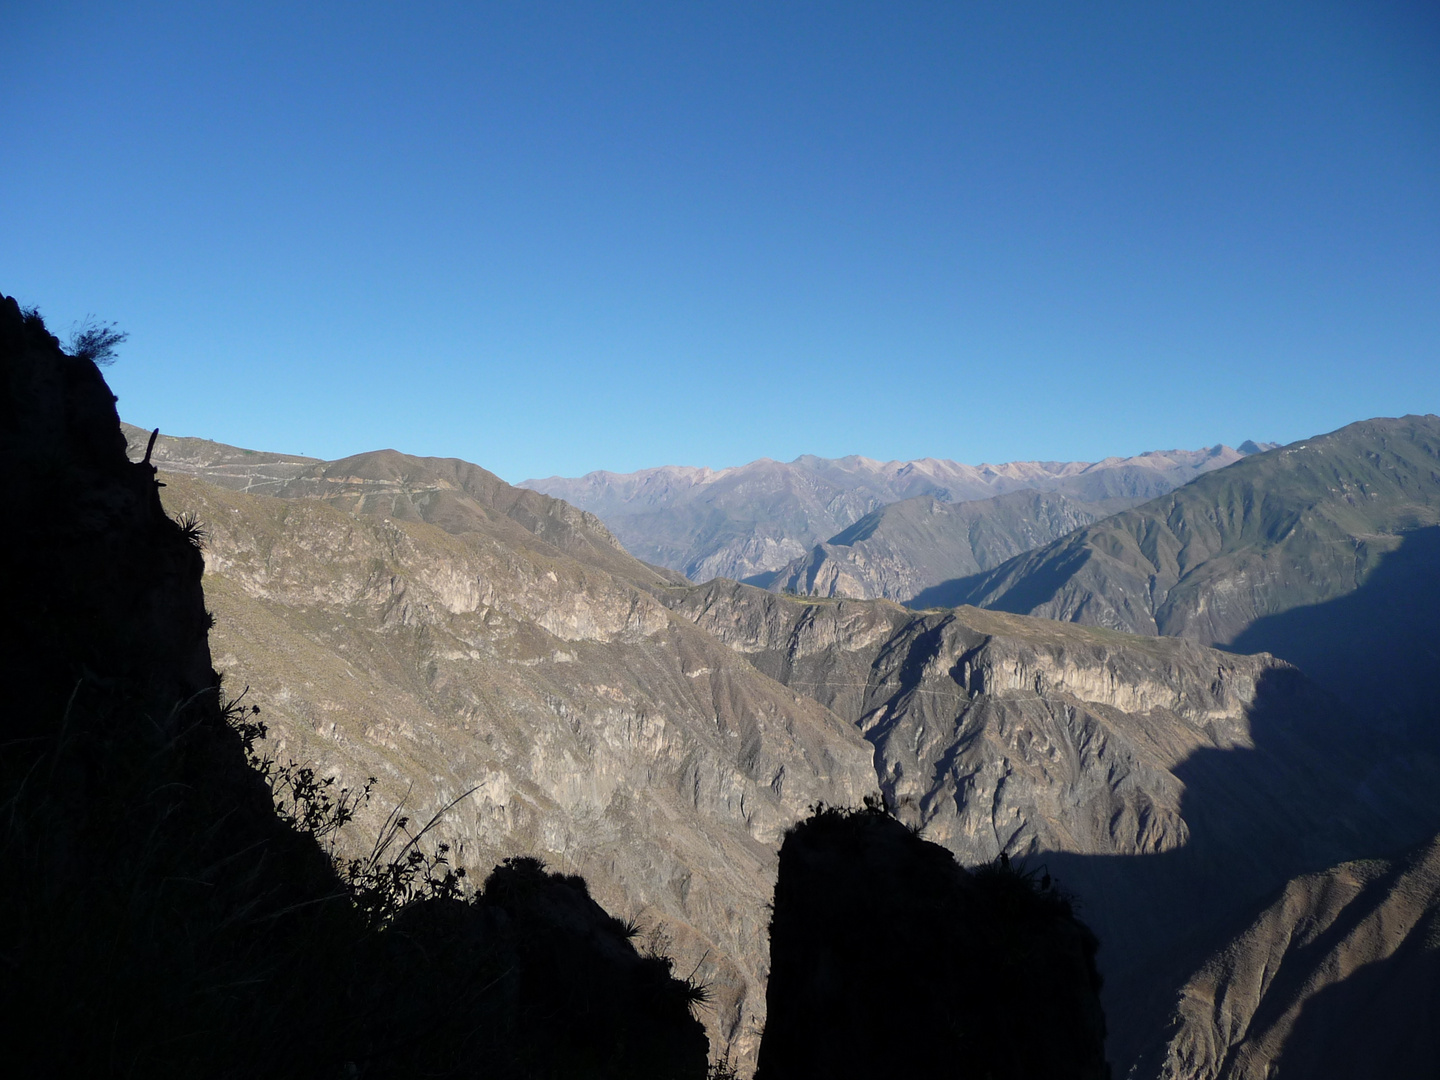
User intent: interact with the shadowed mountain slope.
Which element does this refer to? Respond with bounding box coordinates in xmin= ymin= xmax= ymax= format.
xmin=521 ymin=445 xmax=1266 ymax=583
xmin=925 ymin=416 xmax=1440 ymax=727
xmin=657 ymin=579 xmax=1440 ymax=1075
xmin=3 ymin=297 xmax=711 ymax=1078
xmin=1126 ymin=832 xmax=1440 ymax=1080
xmin=765 ymin=488 xmax=1128 ymax=601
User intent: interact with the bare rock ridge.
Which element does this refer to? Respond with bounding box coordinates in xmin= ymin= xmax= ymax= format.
xmin=520 ymin=444 xmax=1268 ymax=582
xmin=115 ymin=416 xmax=1440 ymax=1074
xmin=1131 ymin=832 xmax=1440 ymax=1080
xmin=931 ymin=416 xmax=1440 ymax=734
xmin=764 ymin=488 xmax=1125 ymax=601
xmin=121 ymin=422 xmax=686 ymax=590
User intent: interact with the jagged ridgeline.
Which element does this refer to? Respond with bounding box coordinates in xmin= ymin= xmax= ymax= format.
xmin=0 ymin=296 xmax=709 ymax=1078
xmin=123 ymin=413 xmax=1440 ymax=1075
xmin=0 ymin=295 xmax=1122 ymax=1080
xmin=520 ymin=446 xmax=1262 ymax=585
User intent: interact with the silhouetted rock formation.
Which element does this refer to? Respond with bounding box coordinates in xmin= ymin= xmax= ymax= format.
xmin=756 ymin=804 xmax=1109 ymax=1080
xmin=359 ymin=858 xmax=708 ymax=1078
xmin=0 ymin=295 xmax=708 ymax=1079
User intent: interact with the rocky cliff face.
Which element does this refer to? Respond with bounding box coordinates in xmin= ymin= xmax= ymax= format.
xmin=4 ymin=300 xmax=718 ymax=1078
xmin=521 ymin=445 xmax=1263 ymax=583
xmin=765 ymin=489 xmax=1123 ymax=602
xmin=151 ymin=468 xmax=876 ymax=1066
xmin=126 ymin=420 xmax=1437 ymax=1075
xmin=659 ymin=580 xmax=1439 ymax=1073
xmin=757 ymin=806 xmax=1109 ymax=1080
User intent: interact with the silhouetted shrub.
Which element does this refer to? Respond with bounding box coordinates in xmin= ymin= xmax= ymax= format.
xmin=67 ymin=314 xmax=128 ymax=365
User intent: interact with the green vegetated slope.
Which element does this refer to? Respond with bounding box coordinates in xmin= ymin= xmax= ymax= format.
xmin=765 ymin=489 xmax=1132 ymax=601
xmin=929 ymin=416 xmax=1440 ymax=726
xmin=520 ymin=445 xmax=1260 ymax=583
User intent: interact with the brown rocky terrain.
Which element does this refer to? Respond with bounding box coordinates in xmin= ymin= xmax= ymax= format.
xmin=657 ymin=580 xmax=1440 ymax=1072
xmin=934 ymin=416 xmax=1440 ymax=734
xmin=3 ymin=298 xmax=716 ymax=1079
xmin=129 ymin=425 xmax=1440 ymax=1075
xmin=147 ymin=465 xmax=875 ymax=1065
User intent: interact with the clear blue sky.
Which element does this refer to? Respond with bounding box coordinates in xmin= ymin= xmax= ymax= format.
xmin=4 ymin=2 xmax=1437 ymax=482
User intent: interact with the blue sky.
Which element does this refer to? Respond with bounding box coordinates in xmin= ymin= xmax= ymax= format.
xmin=3 ymin=2 xmax=1437 ymax=481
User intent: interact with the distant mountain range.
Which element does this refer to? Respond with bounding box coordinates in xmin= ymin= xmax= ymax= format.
xmin=520 ymin=444 xmax=1274 ymax=583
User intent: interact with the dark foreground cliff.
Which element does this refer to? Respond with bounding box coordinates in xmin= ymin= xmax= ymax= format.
xmin=756 ymin=803 xmax=1109 ymax=1080
xmin=0 ymin=296 xmax=709 ymax=1078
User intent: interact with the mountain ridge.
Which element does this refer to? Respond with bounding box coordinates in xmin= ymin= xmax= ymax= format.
xmin=519 ymin=443 xmax=1272 ymax=582
xmin=927 ymin=415 xmax=1440 ymax=728
xmin=124 ymin=419 xmax=1440 ymax=1075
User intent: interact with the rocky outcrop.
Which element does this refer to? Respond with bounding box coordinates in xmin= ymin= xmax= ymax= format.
xmin=756 ymin=805 xmax=1109 ymax=1080
xmin=765 ymin=489 xmax=1124 ymax=601
xmin=1 ymin=296 xmax=715 ymax=1078
xmin=4 ymin=313 xmax=216 ymax=733
xmin=521 ymin=445 xmax=1265 ymax=583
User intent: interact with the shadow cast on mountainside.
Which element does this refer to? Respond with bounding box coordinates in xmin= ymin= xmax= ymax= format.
xmin=1031 ymin=664 xmax=1440 ymax=1073
xmin=907 ymin=541 xmax=1089 ymax=613
xmin=1226 ymin=523 xmax=1440 ymax=746
xmin=1271 ymin=906 xmax=1440 ymax=1079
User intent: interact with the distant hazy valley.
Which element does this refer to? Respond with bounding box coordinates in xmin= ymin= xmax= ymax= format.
xmin=121 ymin=415 xmax=1440 ymax=1076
